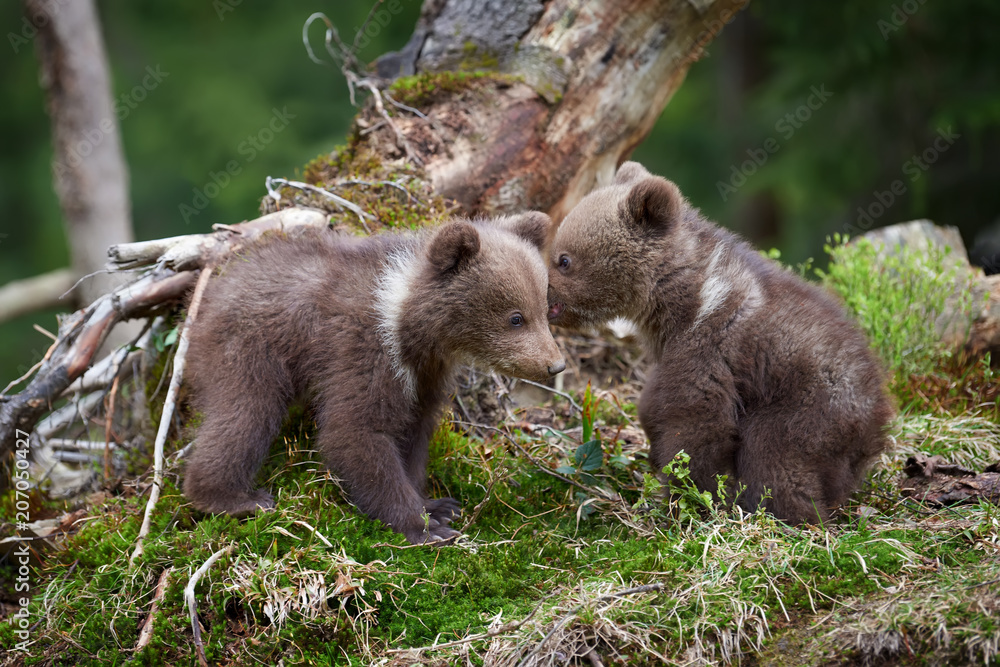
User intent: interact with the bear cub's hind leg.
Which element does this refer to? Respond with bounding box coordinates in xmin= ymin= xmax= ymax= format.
xmin=183 ymin=373 xmax=292 ymax=518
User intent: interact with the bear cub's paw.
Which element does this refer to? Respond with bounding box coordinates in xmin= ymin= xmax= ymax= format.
xmin=425 ymin=496 xmax=462 ymax=522
xmin=401 ymin=497 xmax=463 ymax=545
xmin=191 ymin=489 xmax=276 ymax=519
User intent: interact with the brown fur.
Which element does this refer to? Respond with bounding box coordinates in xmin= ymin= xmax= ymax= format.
xmin=183 ymin=214 xmax=564 ymax=544
xmin=547 ymin=162 xmax=894 ymax=523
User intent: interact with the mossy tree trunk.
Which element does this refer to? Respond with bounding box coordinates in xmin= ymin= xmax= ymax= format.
xmin=329 ymin=0 xmax=750 ymax=220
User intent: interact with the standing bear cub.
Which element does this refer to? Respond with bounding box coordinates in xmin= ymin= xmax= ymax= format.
xmin=547 ymin=162 xmax=894 ymax=523
xmin=184 ymin=214 xmax=565 ymax=544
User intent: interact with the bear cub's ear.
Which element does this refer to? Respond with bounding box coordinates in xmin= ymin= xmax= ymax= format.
xmin=614 ymin=161 xmax=652 ymax=186
xmin=500 ymin=211 xmax=552 ymax=251
xmin=624 ymin=176 xmax=683 ymax=234
xmin=428 ymin=220 xmax=481 ymax=274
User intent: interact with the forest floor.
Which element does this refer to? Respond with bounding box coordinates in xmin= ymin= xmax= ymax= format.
xmin=1 ymin=326 xmax=998 ymax=666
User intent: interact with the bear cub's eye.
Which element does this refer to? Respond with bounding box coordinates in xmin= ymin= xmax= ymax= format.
xmin=509 ymin=313 xmax=524 ymax=327
xmin=557 ymin=254 xmax=571 ymax=270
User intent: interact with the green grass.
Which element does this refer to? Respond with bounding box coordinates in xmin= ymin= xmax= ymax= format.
xmin=2 ymin=403 xmax=998 ymax=665
xmin=816 ymin=234 xmax=978 ymax=394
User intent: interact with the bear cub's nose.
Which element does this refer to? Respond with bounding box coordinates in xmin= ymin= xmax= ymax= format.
xmin=547 ymin=360 xmax=566 ymax=376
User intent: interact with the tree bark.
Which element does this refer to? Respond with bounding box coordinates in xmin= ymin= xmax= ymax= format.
xmin=372 ymin=0 xmax=749 ymax=219
xmin=28 ymin=0 xmax=134 ymax=308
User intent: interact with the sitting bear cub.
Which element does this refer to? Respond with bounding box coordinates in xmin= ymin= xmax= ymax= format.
xmin=547 ymin=162 xmax=893 ymax=523
xmin=184 ymin=214 xmax=565 ymax=544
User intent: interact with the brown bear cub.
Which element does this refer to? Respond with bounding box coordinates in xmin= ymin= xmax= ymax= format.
xmin=183 ymin=214 xmax=565 ymax=544
xmin=547 ymin=162 xmax=894 ymax=524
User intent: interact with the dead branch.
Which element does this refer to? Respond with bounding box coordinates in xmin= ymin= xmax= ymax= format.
xmin=107 ymin=207 xmax=329 ymax=271
xmin=36 ymin=393 xmax=104 ymax=439
xmin=131 ymin=267 xmax=211 ymax=565
xmin=514 ymin=378 xmax=583 ymax=413
xmin=62 ymin=325 xmax=149 ymax=396
xmin=185 ymin=545 xmax=233 ymax=667
xmin=0 ymin=269 xmax=77 ymax=324
xmin=334 ymin=177 xmax=421 ymax=204
xmin=104 ymin=375 xmax=120 ymax=479
xmin=302 ymin=11 xmax=427 ymax=167
xmin=0 ymin=270 xmax=194 ymax=487
xmin=264 ymin=177 xmax=372 ymax=231
xmin=359 ymin=78 xmax=424 ymax=166
xmin=584 ymin=649 xmax=606 ymax=667
xmin=900 ymin=454 xmax=1000 ymax=507
xmin=0 ymin=207 xmax=334 ymax=487
xmin=135 ymin=567 xmax=173 ymax=653
xmin=48 ymin=439 xmax=117 ymax=451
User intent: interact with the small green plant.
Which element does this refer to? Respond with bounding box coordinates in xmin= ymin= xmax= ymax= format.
xmin=632 ymin=471 xmax=664 ymax=523
xmin=556 ymin=383 xmax=604 ymax=488
xmin=764 ymin=246 xmax=814 ymax=278
xmin=660 ymin=451 xmax=716 ymax=525
xmin=153 ymin=325 xmax=179 ymax=352
xmin=580 ymin=380 xmax=597 ymax=444
xmin=815 ymin=234 xmax=975 ymax=386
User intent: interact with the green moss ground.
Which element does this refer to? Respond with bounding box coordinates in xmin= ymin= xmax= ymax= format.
xmin=2 ymin=390 xmax=998 ymax=665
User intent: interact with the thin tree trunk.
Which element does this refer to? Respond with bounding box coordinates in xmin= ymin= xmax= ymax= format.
xmin=27 ymin=0 xmax=134 ymax=308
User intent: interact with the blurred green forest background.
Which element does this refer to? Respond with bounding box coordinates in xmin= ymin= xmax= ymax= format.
xmin=1 ymin=0 xmax=999 ymax=383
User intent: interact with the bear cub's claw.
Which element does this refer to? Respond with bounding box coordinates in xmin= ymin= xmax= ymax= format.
xmin=426 ymin=497 xmax=462 ymax=523
xmin=402 ymin=497 xmax=463 ymax=545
